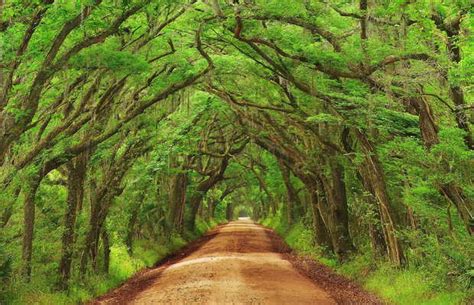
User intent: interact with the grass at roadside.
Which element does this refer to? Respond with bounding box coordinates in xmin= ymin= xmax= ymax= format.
xmin=3 ymin=218 xmax=218 ymax=305
xmin=262 ymin=212 xmax=472 ymax=305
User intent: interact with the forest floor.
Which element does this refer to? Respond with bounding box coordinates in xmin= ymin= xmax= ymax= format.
xmin=90 ymin=219 xmax=382 ymax=305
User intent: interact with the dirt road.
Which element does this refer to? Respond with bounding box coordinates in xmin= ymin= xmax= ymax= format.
xmin=92 ymin=219 xmax=381 ymax=305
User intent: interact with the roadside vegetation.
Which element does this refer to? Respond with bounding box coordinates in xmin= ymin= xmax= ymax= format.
xmin=3 ymin=217 xmax=217 ymax=305
xmin=263 ymin=212 xmax=472 ymax=305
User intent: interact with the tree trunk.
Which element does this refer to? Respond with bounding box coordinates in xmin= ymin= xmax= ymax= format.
xmin=187 ymin=193 xmax=202 ymax=230
xmin=443 ymin=21 xmax=473 ymax=149
xmin=440 ymin=183 xmax=474 ymax=234
xmin=186 ymin=158 xmax=229 ymax=230
xmin=21 ymin=176 xmax=41 ymax=280
xmin=355 ymin=130 xmax=405 ymax=266
xmin=409 ymin=97 xmax=439 ymax=148
xmin=226 ymin=202 xmax=234 ymax=221
xmin=320 ymin=162 xmax=355 ymax=261
xmin=58 ymin=154 xmax=88 ymax=289
xmin=102 ymin=229 xmax=110 ymax=273
xmin=410 ymin=97 xmax=473 ymax=234
xmin=198 ymin=200 xmax=205 ymax=219
xmin=207 ymin=200 xmax=214 ymax=221
xmin=278 ymin=160 xmax=301 ymax=225
xmin=168 ymin=172 xmax=188 ymax=232
xmin=20 ymin=159 xmax=71 ymax=280
xmin=450 ymin=86 xmax=473 ymax=149
xmin=308 ymin=187 xmax=333 ymax=252
xmin=92 ymin=196 xmax=111 ymax=273
xmin=357 ymin=167 xmax=387 ymax=258
xmin=126 ymin=201 xmax=141 ymax=255
xmin=80 ymin=182 xmax=103 ymax=275
xmin=252 ymin=167 xmax=277 ymax=214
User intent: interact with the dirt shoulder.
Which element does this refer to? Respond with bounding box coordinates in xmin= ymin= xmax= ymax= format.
xmin=262 ymin=228 xmax=384 ymax=304
xmin=88 ymin=225 xmax=223 ymax=305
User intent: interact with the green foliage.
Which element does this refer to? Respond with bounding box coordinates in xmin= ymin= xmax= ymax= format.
xmin=1 ymin=0 xmax=473 ymax=304
xmin=364 ymin=266 xmax=468 ymax=305
xmin=263 ymin=212 xmax=337 ymax=267
xmin=3 ymin=218 xmax=216 ymax=305
xmin=306 ymin=113 xmax=342 ymax=125
xmin=71 ymin=41 xmax=150 ymax=74
xmin=265 ymin=211 xmax=473 ymax=305
xmin=257 ymin=0 xmax=306 ymax=17
xmin=374 ymin=108 xmax=420 ymax=137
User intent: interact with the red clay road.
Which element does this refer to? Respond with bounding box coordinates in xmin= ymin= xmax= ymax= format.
xmin=92 ymin=219 xmax=382 ymax=305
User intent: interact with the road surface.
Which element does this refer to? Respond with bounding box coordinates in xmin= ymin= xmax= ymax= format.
xmin=93 ymin=219 xmax=380 ymax=305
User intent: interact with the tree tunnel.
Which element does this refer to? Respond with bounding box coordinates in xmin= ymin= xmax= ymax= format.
xmin=0 ymin=1 xmax=472 ymax=299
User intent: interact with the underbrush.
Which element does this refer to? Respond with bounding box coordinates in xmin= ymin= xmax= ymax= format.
xmin=2 ymin=217 xmax=217 ymax=305
xmin=262 ymin=212 xmax=473 ymax=305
